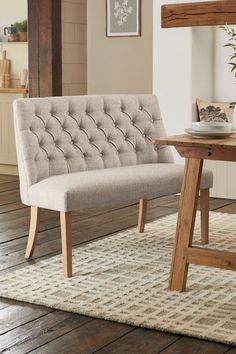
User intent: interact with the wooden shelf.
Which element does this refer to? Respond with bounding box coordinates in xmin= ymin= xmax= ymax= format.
xmin=0 ymin=88 xmax=28 ymax=94
xmin=162 ymin=1 xmax=236 ymax=28
xmin=0 ymin=42 xmax=28 ymax=45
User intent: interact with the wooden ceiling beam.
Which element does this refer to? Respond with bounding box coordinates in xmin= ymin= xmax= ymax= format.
xmin=162 ymin=1 xmax=236 ymax=28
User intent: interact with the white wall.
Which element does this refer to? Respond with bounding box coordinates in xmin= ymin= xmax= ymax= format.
xmin=153 ymin=0 xmax=191 ymax=140
xmin=153 ymin=0 xmax=213 ymax=162
xmin=0 ymin=0 xmax=27 ymax=42
xmin=192 ymin=27 xmax=213 ymax=103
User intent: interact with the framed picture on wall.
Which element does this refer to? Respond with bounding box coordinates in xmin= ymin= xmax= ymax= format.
xmin=106 ymin=0 xmax=141 ymax=37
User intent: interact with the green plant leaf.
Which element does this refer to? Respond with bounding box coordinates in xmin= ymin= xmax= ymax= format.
xmin=13 ymin=19 xmax=27 ymax=32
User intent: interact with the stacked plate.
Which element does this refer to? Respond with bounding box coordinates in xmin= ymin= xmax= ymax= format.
xmin=185 ymin=122 xmax=236 ymax=138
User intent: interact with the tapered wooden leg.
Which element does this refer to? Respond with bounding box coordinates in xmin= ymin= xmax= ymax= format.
xmin=169 ymin=158 xmax=203 ymax=292
xmin=200 ymin=188 xmax=209 ymax=245
xmin=25 ymin=206 xmax=40 ymax=259
xmin=60 ymin=211 xmax=72 ymax=277
xmin=138 ymin=199 xmax=147 ymax=233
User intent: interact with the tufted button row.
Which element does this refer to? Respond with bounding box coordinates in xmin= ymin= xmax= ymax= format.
xmin=69 ymin=107 xmax=146 ymax=115
xmin=38 ymin=136 xmax=149 ymax=150
xmin=39 ymin=146 xmax=145 ymax=163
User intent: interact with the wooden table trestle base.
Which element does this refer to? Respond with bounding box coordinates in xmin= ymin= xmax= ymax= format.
xmin=154 ymin=134 xmax=236 ymax=292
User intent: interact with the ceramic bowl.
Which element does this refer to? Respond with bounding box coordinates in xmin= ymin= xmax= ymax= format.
xmin=192 ymin=122 xmax=232 ymax=132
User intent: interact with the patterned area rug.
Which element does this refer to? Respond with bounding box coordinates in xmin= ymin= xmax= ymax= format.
xmin=1 ymin=212 xmax=236 ymax=345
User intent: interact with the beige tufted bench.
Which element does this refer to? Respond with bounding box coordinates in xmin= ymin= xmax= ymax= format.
xmin=13 ymin=95 xmax=213 ymax=277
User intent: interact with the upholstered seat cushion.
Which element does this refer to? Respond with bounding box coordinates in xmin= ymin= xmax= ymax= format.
xmin=28 ymin=163 xmax=213 ymax=212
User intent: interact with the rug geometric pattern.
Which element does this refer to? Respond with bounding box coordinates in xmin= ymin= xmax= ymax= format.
xmin=1 ymin=212 xmax=236 ymax=345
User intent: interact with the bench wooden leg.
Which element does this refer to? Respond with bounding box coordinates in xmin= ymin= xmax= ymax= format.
xmin=60 ymin=211 xmax=72 ymax=278
xmin=169 ymin=158 xmax=203 ymax=291
xmin=200 ymin=188 xmax=209 ymax=245
xmin=25 ymin=206 xmax=40 ymax=259
xmin=138 ymin=199 xmax=147 ymax=233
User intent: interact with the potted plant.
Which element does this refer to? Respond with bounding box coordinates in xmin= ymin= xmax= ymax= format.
xmin=220 ymin=25 xmax=236 ymax=128
xmin=13 ymin=19 xmax=27 ymax=42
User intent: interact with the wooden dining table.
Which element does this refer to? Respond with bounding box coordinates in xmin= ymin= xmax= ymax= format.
xmin=154 ymin=133 xmax=236 ymax=292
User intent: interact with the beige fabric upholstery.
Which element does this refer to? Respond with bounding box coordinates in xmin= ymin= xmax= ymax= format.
xmin=13 ymin=95 xmax=213 ymax=212
xmin=28 ymin=164 xmax=212 ymax=212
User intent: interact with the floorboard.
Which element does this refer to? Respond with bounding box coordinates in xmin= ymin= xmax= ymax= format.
xmin=30 ymin=319 xmax=133 ymax=354
xmin=0 ymin=302 xmax=52 ymax=335
xmin=95 ymin=328 xmax=179 ymax=354
xmin=0 ymin=174 xmax=234 ymax=353
xmin=0 ymin=312 xmax=91 ymax=353
xmin=156 ymin=337 xmax=230 ymax=354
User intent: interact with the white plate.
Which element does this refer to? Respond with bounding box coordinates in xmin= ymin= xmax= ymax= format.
xmin=185 ymin=128 xmax=236 ymax=138
xmin=192 ymin=122 xmax=232 ymax=132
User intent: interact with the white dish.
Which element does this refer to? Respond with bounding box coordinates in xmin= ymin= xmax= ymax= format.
xmin=192 ymin=122 xmax=232 ymax=132
xmin=199 ymin=121 xmax=231 ymax=127
xmin=185 ymin=128 xmax=236 ymax=138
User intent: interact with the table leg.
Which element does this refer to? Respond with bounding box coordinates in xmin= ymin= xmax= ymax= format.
xmin=169 ymin=158 xmax=203 ymax=292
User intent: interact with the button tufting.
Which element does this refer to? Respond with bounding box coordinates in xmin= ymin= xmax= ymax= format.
xmin=21 ymin=97 xmax=165 ymax=184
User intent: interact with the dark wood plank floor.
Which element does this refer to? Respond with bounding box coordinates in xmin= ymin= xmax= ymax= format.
xmin=0 ymin=174 xmax=235 ymax=354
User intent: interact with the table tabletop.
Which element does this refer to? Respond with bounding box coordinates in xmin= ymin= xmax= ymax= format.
xmin=154 ymin=134 xmax=236 ymax=150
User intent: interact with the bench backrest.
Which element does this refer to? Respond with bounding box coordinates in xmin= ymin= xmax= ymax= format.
xmin=14 ymin=95 xmax=173 ymax=203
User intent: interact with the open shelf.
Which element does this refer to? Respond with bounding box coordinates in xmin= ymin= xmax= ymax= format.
xmin=0 ymin=42 xmax=28 ymax=45
xmin=162 ymin=1 xmax=236 ymax=28
xmin=0 ymin=88 xmax=28 ymax=94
